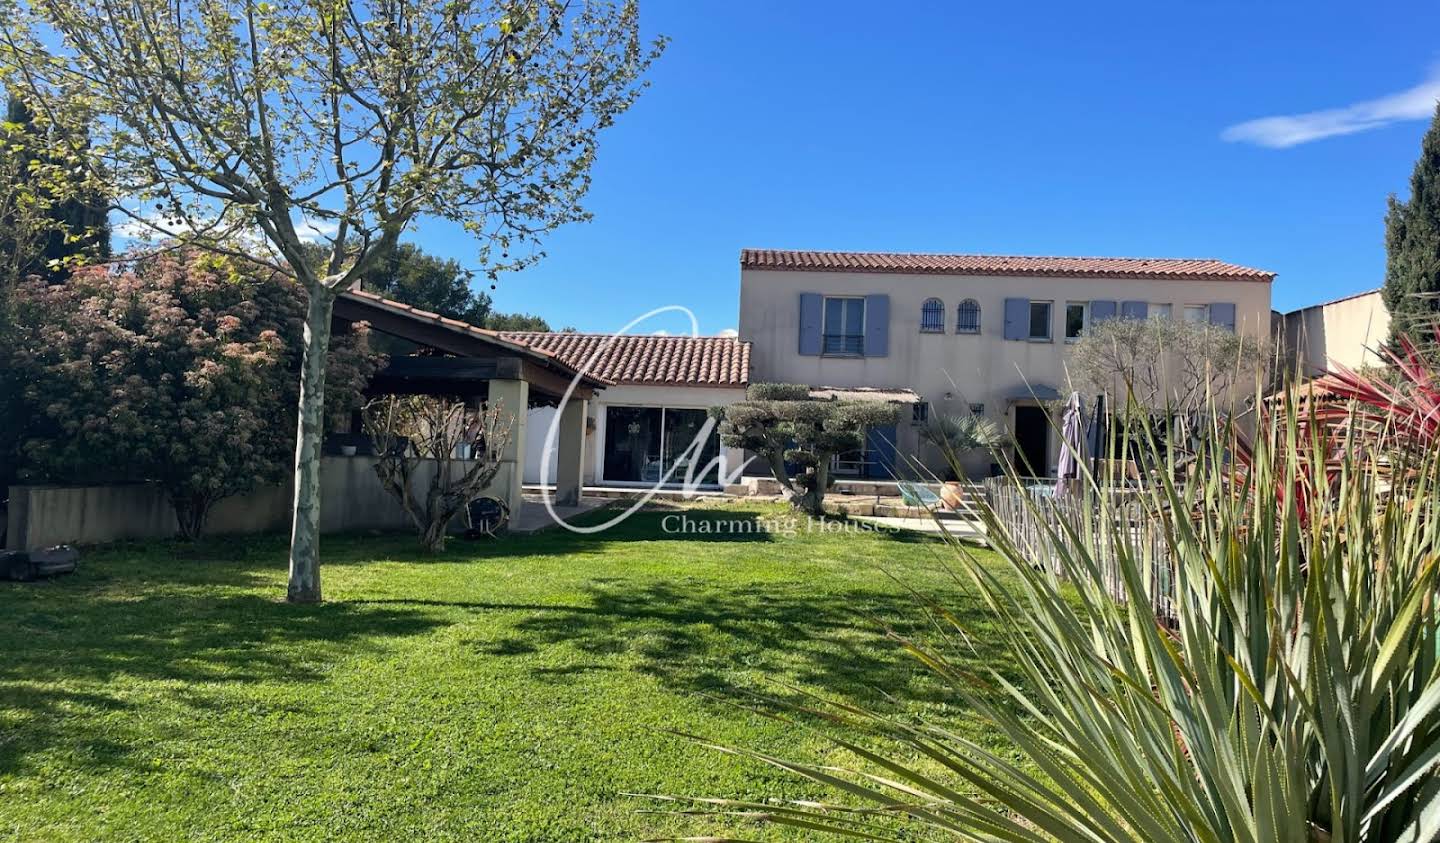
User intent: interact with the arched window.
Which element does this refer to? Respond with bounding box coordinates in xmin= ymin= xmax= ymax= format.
xmin=956 ymin=299 xmax=981 ymax=334
xmin=920 ymin=298 xmax=944 ymax=333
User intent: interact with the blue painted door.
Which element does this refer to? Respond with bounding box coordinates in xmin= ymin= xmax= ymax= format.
xmin=865 ymin=424 xmax=897 ymax=479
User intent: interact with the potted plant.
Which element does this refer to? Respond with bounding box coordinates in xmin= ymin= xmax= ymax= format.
xmin=920 ymin=413 xmax=1008 ymax=508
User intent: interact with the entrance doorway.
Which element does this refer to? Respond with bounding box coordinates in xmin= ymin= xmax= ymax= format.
xmin=1012 ymin=405 xmax=1049 ymax=477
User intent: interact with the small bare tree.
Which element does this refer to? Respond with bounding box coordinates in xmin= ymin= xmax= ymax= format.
xmin=362 ymin=395 xmax=514 ymax=553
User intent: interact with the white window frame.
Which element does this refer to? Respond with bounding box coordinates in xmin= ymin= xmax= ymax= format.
xmin=1064 ymin=301 xmax=1089 ymax=342
xmin=822 ymin=296 xmax=866 ymax=356
xmin=1183 ymin=304 xmax=1209 ymax=324
xmin=1027 ymin=300 xmax=1053 ymax=342
xmin=1151 ymin=303 xmax=1173 ymax=320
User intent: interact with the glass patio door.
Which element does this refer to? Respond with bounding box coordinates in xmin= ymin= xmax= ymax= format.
xmin=604 ymin=406 xmax=722 ymax=485
xmin=662 ymin=408 xmax=720 ymax=485
xmin=603 ymin=407 xmax=663 ymax=483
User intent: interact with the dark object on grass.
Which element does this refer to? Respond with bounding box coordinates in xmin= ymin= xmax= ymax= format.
xmin=463 ymin=497 xmax=510 ymax=540
xmin=3 ymin=545 xmax=80 ymax=581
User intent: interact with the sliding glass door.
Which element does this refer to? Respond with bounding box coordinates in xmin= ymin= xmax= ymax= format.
xmin=604 ymin=406 xmax=721 ymax=486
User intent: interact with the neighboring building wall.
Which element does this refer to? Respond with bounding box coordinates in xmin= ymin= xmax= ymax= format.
xmin=740 ymin=268 xmax=1272 ymax=477
xmin=1279 ymin=289 xmax=1390 ymax=377
xmin=524 ymin=384 xmax=747 ymax=486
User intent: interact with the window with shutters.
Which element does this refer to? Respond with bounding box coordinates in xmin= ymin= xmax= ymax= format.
xmin=1184 ymin=304 xmax=1209 ymax=323
xmin=822 ymin=296 xmax=866 ymax=356
xmin=956 ymin=299 xmax=981 ymax=334
xmin=1151 ymin=303 xmax=1173 ymax=320
xmin=920 ymin=298 xmax=944 ymax=333
xmin=1028 ymin=301 xmax=1052 ymax=341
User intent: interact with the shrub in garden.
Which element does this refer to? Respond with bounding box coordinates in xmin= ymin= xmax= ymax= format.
xmin=6 ymin=250 xmax=380 ymax=538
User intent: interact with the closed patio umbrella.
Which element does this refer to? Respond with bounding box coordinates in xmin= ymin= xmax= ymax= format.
xmin=1055 ymin=391 xmax=1087 ymax=496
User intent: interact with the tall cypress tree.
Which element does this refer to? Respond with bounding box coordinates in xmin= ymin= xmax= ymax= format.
xmin=1383 ymin=104 xmax=1440 ymax=351
xmin=0 ymin=95 xmax=111 ymax=283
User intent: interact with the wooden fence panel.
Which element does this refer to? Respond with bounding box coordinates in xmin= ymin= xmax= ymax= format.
xmin=982 ymin=477 xmax=1177 ymax=624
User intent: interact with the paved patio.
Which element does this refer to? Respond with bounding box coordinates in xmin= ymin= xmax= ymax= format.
xmin=509 ymin=494 xmax=614 ymax=533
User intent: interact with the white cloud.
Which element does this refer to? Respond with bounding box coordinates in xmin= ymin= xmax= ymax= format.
xmin=113 ymin=209 xmax=338 ymax=247
xmin=717 ymin=327 xmax=739 ymax=338
xmin=1222 ymin=66 xmax=1440 ymax=148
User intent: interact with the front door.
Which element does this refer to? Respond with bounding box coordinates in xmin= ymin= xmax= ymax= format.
xmin=1013 ymin=405 xmax=1049 ymax=477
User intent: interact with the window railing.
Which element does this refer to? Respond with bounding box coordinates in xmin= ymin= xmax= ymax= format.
xmin=822 ymin=333 xmax=864 ymax=356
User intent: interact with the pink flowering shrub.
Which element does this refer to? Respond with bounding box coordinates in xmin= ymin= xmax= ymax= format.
xmin=6 ymin=250 xmax=381 ymax=538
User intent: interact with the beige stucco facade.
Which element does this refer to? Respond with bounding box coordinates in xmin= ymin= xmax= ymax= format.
xmin=1278 ymin=289 xmax=1390 ymax=377
xmin=524 ymin=383 xmax=747 ymax=487
xmin=739 ymin=267 xmax=1273 ymax=478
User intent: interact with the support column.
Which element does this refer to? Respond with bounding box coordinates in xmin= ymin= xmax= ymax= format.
xmin=555 ymin=398 xmax=588 ymax=507
xmin=489 ymin=378 xmax=529 ymax=520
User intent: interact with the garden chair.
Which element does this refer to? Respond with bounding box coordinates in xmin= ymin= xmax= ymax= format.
xmin=897 ymin=481 xmax=949 ymax=511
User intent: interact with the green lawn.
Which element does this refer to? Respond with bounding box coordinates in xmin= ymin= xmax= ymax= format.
xmin=0 ymin=502 xmax=1017 ymax=842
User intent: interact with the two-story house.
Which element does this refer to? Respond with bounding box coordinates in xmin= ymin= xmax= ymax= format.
xmin=738 ymin=248 xmax=1275 ymax=479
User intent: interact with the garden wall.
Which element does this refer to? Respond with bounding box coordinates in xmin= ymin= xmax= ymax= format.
xmin=4 ymin=456 xmax=514 ymax=550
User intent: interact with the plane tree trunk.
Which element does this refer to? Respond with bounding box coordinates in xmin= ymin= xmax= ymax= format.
xmin=287 ymin=287 xmax=334 ymax=604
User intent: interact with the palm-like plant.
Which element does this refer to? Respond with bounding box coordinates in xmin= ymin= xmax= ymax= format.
xmin=653 ymin=398 xmax=1440 ymax=841
xmin=920 ymin=413 xmax=1008 ymax=457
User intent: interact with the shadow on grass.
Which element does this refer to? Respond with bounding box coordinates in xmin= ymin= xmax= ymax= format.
xmin=362 ymin=578 xmax=1007 ymax=712
xmin=0 ymin=505 xmax=992 ymax=776
xmin=0 ymin=589 xmax=446 ymax=775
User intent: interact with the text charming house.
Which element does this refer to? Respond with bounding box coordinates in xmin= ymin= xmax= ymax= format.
xmin=738 ymin=248 xmax=1275 ymax=479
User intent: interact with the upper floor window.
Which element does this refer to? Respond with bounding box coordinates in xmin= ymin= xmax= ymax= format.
xmin=1183 ymin=304 xmax=1209 ymax=323
xmin=1064 ymin=301 xmax=1088 ymax=341
xmin=1151 ymin=303 xmax=1173 ymax=320
xmin=920 ymin=298 xmax=944 ymax=333
xmin=1028 ymin=301 xmax=1052 ymax=341
xmin=823 ymin=296 xmax=865 ymax=356
xmin=956 ymin=299 xmax=981 ymax=334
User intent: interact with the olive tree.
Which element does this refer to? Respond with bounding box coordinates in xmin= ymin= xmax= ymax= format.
xmin=1067 ymin=316 xmax=1269 ymax=464
xmin=713 ymin=384 xmax=902 ymax=516
xmin=362 ymin=395 xmax=513 ymax=553
xmin=0 ymin=0 xmax=662 ymax=601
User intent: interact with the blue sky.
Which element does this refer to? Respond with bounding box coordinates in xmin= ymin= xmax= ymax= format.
xmin=416 ymin=0 xmax=1440 ymax=335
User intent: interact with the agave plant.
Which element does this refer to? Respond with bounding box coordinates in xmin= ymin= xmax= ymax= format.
xmin=653 ymin=397 xmax=1440 ymax=841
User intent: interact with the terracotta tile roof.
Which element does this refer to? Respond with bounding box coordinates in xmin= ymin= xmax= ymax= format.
xmin=500 ymin=332 xmax=751 ymax=387
xmin=740 ymin=248 xmax=1275 ymax=282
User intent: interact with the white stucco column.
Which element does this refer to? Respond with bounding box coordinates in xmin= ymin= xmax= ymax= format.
xmin=489 ymin=378 xmax=529 ymax=519
xmin=555 ymin=397 xmax=588 ymax=507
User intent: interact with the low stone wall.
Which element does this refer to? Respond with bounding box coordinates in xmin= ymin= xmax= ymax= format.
xmin=5 ymin=456 xmax=510 ymax=550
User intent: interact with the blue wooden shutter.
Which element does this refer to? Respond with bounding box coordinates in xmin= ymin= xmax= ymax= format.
xmin=1090 ymin=300 xmax=1118 ymax=323
xmin=864 ymin=294 xmax=889 ymax=357
xmin=1003 ymin=298 xmax=1028 ymax=340
xmin=798 ymin=293 xmax=822 ymax=355
xmin=1209 ymin=302 xmax=1236 ymax=331
xmin=865 ymin=423 xmax=897 ymax=479
xmin=1121 ymin=300 xmax=1148 ymax=320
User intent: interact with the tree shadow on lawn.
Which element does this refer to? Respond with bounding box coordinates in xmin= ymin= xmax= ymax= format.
xmin=0 ymin=587 xmax=447 ymax=776
xmin=373 ymin=575 xmax=1012 ymax=715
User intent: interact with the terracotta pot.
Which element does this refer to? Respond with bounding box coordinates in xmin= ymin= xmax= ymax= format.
xmin=940 ymin=481 xmax=964 ymax=510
